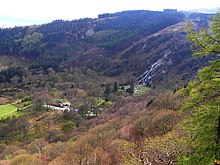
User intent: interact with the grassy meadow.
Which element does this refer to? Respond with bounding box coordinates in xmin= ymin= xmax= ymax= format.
xmin=0 ymin=104 xmax=19 ymax=119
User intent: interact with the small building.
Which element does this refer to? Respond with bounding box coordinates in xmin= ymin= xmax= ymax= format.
xmin=45 ymin=101 xmax=71 ymax=111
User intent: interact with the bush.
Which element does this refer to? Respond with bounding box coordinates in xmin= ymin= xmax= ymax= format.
xmin=130 ymin=110 xmax=180 ymax=140
xmin=0 ymin=146 xmax=18 ymax=160
xmin=43 ymin=142 xmax=67 ymax=160
xmin=12 ymin=149 xmax=27 ymax=158
xmin=130 ymin=115 xmax=150 ymax=140
xmin=45 ymin=129 xmax=64 ymax=143
xmin=23 ymin=101 xmax=31 ymax=107
xmin=0 ymin=144 xmax=7 ymax=153
xmin=150 ymin=110 xmax=179 ymax=135
xmin=26 ymin=138 xmax=48 ymax=154
xmin=11 ymin=154 xmax=42 ymax=165
xmin=21 ymin=96 xmax=31 ymax=102
xmin=61 ymin=121 xmax=76 ymax=134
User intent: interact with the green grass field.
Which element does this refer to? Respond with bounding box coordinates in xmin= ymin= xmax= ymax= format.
xmin=134 ymin=85 xmax=150 ymax=96
xmin=0 ymin=104 xmax=18 ymax=119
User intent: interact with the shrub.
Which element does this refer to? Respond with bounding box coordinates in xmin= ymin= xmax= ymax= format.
xmin=11 ymin=154 xmax=42 ymax=165
xmin=23 ymin=101 xmax=31 ymax=107
xmin=61 ymin=121 xmax=76 ymax=134
xmin=43 ymin=142 xmax=67 ymax=160
xmin=0 ymin=144 xmax=7 ymax=153
xmin=0 ymin=146 xmax=18 ymax=160
xmin=12 ymin=149 xmax=27 ymax=158
xmin=45 ymin=129 xmax=64 ymax=143
xmin=129 ymin=109 xmax=180 ymax=140
xmin=21 ymin=96 xmax=31 ymax=102
xmin=150 ymin=110 xmax=179 ymax=135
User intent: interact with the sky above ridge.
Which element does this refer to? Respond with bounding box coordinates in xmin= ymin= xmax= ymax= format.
xmin=0 ymin=0 xmax=219 ymax=27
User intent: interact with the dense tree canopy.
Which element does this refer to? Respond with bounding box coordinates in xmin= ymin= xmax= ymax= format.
xmin=180 ymin=12 xmax=220 ymax=164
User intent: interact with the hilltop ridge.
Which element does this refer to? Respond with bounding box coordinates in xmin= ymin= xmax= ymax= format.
xmin=0 ymin=10 xmax=213 ymax=88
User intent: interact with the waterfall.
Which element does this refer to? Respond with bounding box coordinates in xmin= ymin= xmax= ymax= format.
xmin=138 ymin=51 xmax=171 ymax=85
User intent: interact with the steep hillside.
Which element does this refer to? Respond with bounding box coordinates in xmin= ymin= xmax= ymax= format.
xmin=0 ymin=10 xmax=213 ymax=88
xmin=0 ymin=10 xmax=219 ymax=165
xmin=119 ymin=21 xmax=211 ymax=87
xmin=0 ymin=55 xmax=28 ymax=71
xmin=101 ymin=21 xmax=213 ymax=88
